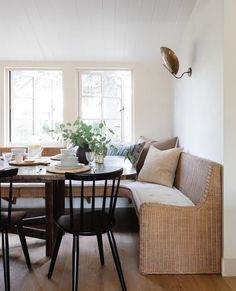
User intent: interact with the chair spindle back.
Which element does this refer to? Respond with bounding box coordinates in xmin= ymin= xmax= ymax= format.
xmin=0 ymin=168 xmax=18 ymax=227
xmin=65 ymin=168 xmax=123 ymax=231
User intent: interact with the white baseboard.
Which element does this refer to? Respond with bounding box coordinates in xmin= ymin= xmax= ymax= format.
xmin=222 ymin=258 xmax=236 ymax=276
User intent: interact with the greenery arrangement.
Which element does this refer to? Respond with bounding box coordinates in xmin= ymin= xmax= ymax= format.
xmin=57 ymin=119 xmax=114 ymax=157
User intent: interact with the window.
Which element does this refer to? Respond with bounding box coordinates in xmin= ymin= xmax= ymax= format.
xmin=8 ymin=70 xmax=63 ymax=145
xmin=78 ymin=70 xmax=132 ymax=142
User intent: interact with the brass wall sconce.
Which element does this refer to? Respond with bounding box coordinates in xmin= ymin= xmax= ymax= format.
xmin=160 ymin=47 xmax=192 ymax=79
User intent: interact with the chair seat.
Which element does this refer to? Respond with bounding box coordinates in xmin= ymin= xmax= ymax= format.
xmin=57 ymin=211 xmax=113 ymax=235
xmin=1 ymin=211 xmax=26 ymax=227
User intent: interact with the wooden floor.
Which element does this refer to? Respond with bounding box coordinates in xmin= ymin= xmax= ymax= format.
xmin=0 ymin=209 xmax=236 ymax=291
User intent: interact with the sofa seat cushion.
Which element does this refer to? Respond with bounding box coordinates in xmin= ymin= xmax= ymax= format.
xmin=120 ymin=180 xmax=194 ymax=211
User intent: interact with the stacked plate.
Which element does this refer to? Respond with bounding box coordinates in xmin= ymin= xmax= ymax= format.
xmin=55 ymin=163 xmax=84 ymax=171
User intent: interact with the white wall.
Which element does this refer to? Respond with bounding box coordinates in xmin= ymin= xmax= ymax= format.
xmin=172 ymin=0 xmax=236 ymax=276
xmin=173 ymin=0 xmax=223 ymax=164
xmin=0 ymin=60 xmax=172 ymax=145
xmin=133 ymin=62 xmax=173 ymax=139
xmin=223 ymin=0 xmax=236 ymax=276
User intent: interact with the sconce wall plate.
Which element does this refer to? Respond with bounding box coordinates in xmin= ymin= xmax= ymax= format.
xmin=160 ymin=47 xmax=192 ymax=79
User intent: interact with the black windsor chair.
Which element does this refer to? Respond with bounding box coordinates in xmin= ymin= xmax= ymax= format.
xmin=0 ymin=167 xmax=31 ymax=291
xmin=47 ymin=168 xmax=127 ymax=291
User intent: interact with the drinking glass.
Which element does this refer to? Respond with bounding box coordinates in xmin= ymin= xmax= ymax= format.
xmin=28 ymin=144 xmax=42 ymax=158
xmin=85 ymin=151 xmax=95 ymax=168
xmin=2 ymin=152 xmax=13 ymax=165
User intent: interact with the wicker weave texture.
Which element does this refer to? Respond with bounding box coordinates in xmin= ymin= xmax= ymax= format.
xmin=139 ymin=153 xmax=222 ymax=274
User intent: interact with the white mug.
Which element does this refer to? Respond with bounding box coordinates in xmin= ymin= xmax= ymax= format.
xmin=61 ymin=156 xmax=78 ymax=167
xmin=60 ymin=149 xmax=74 ymax=156
xmin=11 ymin=148 xmax=26 ymax=156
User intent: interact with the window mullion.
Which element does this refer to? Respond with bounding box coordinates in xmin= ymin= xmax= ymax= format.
xmin=50 ymin=79 xmax=54 ymax=138
xmin=101 ymin=73 xmax=103 ymax=121
xmin=9 ymin=71 xmax=12 ymax=142
xmin=121 ymin=77 xmax=124 ymax=141
xmin=32 ymin=76 xmax=35 ymax=136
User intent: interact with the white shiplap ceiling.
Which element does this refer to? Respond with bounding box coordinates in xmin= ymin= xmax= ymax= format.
xmin=0 ymin=0 xmax=197 ymax=61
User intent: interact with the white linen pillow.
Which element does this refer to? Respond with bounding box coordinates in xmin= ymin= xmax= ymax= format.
xmin=138 ymin=146 xmax=183 ymax=187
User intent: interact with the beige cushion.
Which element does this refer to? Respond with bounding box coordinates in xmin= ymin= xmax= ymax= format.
xmin=135 ymin=136 xmax=178 ymax=173
xmin=119 ymin=180 xmax=194 ymax=211
xmin=138 ymin=146 xmax=183 ymax=187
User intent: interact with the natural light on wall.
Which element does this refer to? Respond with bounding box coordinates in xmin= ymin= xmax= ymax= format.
xmin=78 ymin=70 xmax=132 ymax=142
xmin=8 ymin=70 xmax=63 ymax=145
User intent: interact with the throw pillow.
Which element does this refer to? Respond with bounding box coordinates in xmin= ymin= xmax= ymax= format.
xmin=135 ymin=136 xmax=178 ymax=173
xmin=138 ymin=146 xmax=183 ymax=187
xmin=107 ymin=142 xmax=129 ymax=156
xmin=107 ymin=142 xmax=145 ymax=165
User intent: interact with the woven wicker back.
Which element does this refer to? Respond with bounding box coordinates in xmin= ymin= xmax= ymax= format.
xmin=174 ymin=152 xmax=222 ymax=204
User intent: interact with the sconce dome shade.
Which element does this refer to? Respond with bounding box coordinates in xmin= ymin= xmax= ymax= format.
xmin=160 ymin=47 xmax=179 ymax=75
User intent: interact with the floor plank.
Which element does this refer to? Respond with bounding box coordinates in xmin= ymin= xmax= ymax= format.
xmin=0 ymin=208 xmax=235 ymax=291
xmin=225 ymin=278 xmax=236 ymax=291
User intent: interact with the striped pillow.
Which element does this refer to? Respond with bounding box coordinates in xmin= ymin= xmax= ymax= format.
xmin=107 ymin=142 xmax=145 ymax=165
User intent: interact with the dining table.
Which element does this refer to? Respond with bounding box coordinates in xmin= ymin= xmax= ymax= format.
xmin=7 ymin=156 xmax=137 ymax=257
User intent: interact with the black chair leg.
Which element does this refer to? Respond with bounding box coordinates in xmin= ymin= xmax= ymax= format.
xmin=72 ymin=235 xmax=79 ymax=291
xmin=17 ymin=224 xmax=31 ymax=269
xmin=48 ymin=228 xmax=63 ymax=279
xmin=2 ymin=230 xmax=10 ymax=291
xmin=107 ymin=230 xmax=127 ymax=291
xmin=97 ymin=234 xmax=104 ymax=266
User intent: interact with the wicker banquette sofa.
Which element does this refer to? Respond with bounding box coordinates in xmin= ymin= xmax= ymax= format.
xmin=106 ymin=136 xmax=222 ymax=274
xmin=0 ymin=140 xmax=222 ymax=275
xmin=119 ymin=151 xmax=222 ymax=274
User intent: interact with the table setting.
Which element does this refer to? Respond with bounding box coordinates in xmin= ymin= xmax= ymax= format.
xmin=0 ymin=146 xmax=91 ymax=174
xmin=46 ymin=149 xmax=91 ymax=174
